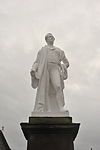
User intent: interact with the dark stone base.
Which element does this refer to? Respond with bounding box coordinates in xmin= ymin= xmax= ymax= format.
xmin=20 ymin=117 xmax=80 ymax=150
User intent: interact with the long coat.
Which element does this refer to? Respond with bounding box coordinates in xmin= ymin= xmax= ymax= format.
xmin=31 ymin=45 xmax=69 ymax=112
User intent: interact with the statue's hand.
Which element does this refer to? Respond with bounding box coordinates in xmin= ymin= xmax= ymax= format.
xmin=30 ymin=70 xmax=35 ymax=77
xmin=60 ymin=64 xmax=68 ymax=80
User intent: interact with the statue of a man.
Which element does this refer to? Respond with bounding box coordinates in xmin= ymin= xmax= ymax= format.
xmin=30 ymin=33 xmax=69 ymax=112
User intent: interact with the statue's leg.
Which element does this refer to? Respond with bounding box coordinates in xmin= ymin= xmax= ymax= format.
xmin=50 ymin=67 xmax=65 ymax=111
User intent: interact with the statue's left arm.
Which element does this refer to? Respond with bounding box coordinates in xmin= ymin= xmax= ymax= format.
xmin=60 ymin=50 xmax=69 ymax=68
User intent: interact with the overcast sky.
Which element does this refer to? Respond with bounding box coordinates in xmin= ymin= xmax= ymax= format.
xmin=0 ymin=0 xmax=100 ymax=150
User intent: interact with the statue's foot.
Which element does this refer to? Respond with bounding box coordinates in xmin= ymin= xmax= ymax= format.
xmin=60 ymin=107 xmax=66 ymax=112
xmin=60 ymin=107 xmax=69 ymax=113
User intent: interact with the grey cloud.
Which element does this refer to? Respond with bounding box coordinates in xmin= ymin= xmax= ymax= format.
xmin=0 ymin=0 xmax=100 ymax=150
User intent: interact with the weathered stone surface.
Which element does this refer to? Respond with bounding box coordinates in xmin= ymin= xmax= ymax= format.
xmin=31 ymin=111 xmax=69 ymax=117
xmin=29 ymin=116 xmax=72 ymax=124
xmin=20 ymin=117 xmax=80 ymax=150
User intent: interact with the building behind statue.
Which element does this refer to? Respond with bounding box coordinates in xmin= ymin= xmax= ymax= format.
xmin=0 ymin=130 xmax=11 ymax=150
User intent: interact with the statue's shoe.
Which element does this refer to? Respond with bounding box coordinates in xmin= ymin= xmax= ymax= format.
xmin=60 ymin=107 xmax=69 ymax=114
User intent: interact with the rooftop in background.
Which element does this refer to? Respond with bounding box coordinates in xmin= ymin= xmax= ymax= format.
xmin=0 ymin=130 xmax=11 ymax=150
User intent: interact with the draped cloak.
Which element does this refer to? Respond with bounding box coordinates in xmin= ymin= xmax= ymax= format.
xmin=31 ymin=45 xmax=69 ymax=112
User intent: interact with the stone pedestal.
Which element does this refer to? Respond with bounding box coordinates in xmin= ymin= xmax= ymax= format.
xmin=20 ymin=117 xmax=80 ymax=150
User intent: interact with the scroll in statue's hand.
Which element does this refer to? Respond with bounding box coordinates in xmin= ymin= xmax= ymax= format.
xmin=30 ymin=70 xmax=39 ymax=89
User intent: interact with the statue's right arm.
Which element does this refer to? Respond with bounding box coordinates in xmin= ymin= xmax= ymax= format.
xmin=30 ymin=51 xmax=40 ymax=76
xmin=34 ymin=51 xmax=40 ymax=64
xmin=31 ymin=51 xmax=40 ymax=72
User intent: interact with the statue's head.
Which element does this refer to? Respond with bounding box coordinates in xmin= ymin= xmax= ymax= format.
xmin=45 ymin=33 xmax=55 ymax=45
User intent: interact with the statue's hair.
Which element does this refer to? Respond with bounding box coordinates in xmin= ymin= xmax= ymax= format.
xmin=45 ymin=33 xmax=55 ymax=41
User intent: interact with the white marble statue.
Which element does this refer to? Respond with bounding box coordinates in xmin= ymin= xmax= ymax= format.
xmin=30 ymin=33 xmax=69 ymax=113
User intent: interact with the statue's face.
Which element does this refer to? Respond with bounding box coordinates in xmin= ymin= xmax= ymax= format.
xmin=45 ymin=33 xmax=55 ymax=44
